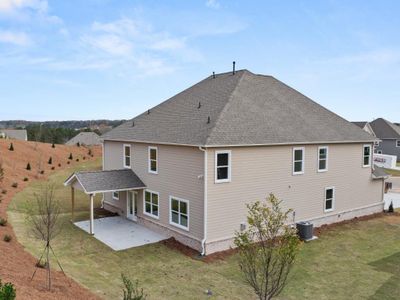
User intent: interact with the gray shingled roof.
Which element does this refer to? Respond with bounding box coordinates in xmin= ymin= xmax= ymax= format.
xmin=352 ymin=122 xmax=368 ymax=129
xmin=65 ymin=169 xmax=146 ymax=194
xmin=66 ymin=132 xmax=101 ymax=146
xmin=102 ymin=70 xmax=376 ymax=146
xmin=369 ymin=118 xmax=400 ymax=139
xmin=0 ymin=129 xmax=27 ymax=141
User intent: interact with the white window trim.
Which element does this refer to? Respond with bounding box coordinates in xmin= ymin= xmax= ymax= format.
xmin=112 ymin=191 xmax=119 ymax=200
xmin=317 ymin=146 xmax=328 ymax=173
xmin=396 ymin=140 xmax=400 ymax=148
xmin=123 ymin=144 xmax=131 ymax=168
xmin=363 ymin=144 xmax=372 ymax=168
xmin=292 ymin=147 xmax=305 ymax=175
xmin=143 ymin=189 xmax=160 ymax=219
xmin=215 ymin=150 xmax=232 ymax=183
xmin=148 ymin=146 xmax=158 ymax=174
xmin=169 ymin=196 xmax=189 ymax=231
xmin=324 ymin=187 xmax=335 ymax=213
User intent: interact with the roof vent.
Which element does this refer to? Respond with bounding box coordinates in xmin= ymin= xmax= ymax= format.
xmin=132 ymin=121 xmax=135 ymax=127
xmin=212 ymin=71 xmax=216 ymax=79
xmin=198 ymin=102 xmax=201 ymax=109
xmin=207 ymin=116 xmax=210 ymax=124
xmin=147 ymin=109 xmax=150 ymax=115
xmin=232 ymin=61 xmax=236 ymax=75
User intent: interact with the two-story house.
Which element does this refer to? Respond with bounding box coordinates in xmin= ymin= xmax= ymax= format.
xmin=65 ymin=69 xmax=385 ymax=255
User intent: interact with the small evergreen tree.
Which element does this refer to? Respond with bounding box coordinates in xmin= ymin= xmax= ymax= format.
xmin=51 ymin=143 xmax=55 ymax=148
xmin=0 ymin=279 xmax=16 ymax=300
xmin=68 ymin=153 xmax=73 ymax=160
xmin=8 ymin=143 xmax=14 ymax=151
xmin=26 ymin=163 xmax=31 ymax=171
xmin=121 ymin=273 xmax=147 ymax=300
xmin=48 ymin=157 xmax=52 ymax=165
xmin=76 ymin=142 xmax=80 ymax=147
xmin=388 ymin=201 xmax=394 ymax=213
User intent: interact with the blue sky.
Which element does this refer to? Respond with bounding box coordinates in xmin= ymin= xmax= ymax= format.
xmin=0 ymin=0 xmax=399 ymax=122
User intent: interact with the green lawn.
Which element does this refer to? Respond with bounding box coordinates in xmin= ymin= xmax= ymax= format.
xmin=8 ymin=160 xmax=400 ymax=299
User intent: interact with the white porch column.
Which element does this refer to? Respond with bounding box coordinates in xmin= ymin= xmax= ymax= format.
xmin=90 ymin=193 xmax=94 ymax=235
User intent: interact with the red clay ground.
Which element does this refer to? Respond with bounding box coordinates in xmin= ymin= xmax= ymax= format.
xmin=0 ymin=139 xmax=101 ymax=300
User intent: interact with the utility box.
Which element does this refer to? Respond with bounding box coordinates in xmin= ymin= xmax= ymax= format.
xmin=296 ymin=221 xmax=314 ymax=241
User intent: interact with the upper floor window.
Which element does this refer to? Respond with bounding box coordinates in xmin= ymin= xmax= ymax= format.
xmin=148 ymin=146 xmax=158 ymax=174
xmin=324 ymin=187 xmax=335 ymax=212
xmin=397 ymin=140 xmax=400 ymax=147
xmin=363 ymin=145 xmax=371 ymax=167
xmin=215 ymin=150 xmax=231 ymax=183
xmin=293 ymin=147 xmax=305 ymax=175
xmin=318 ymin=146 xmax=328 ymax=172
xmin=123 ymin=144 xmax=131 ymax=168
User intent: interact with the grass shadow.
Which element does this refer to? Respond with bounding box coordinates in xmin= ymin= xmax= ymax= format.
xmin=368 ymin=251 xmax=400 ymax=299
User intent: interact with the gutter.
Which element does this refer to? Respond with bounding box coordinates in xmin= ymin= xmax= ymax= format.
xmin=199 ymin=146 xmax=208 ymax=256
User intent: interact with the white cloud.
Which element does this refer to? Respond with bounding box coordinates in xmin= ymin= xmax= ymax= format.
xmin=150 ymin=37 xmax=186 ymax=50
xmin=82 ymin=34 xmax=133 ymax=56
xmin=0 ymin=0 xmax=47 ymax=14
xmin=206 ymin=0 xmax=220 ymax=9
xmin=0 ymin=30 xmax=31 ymax=46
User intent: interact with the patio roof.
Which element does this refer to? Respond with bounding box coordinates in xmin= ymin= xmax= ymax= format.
xmin=64 ymin=169 xmax=146 ymax=194
xmin=372 ymin=165 xmax=390 ymax=180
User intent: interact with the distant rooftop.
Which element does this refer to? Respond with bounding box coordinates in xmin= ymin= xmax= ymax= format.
xmin=0 ymin=129 xmax=27 ymax=141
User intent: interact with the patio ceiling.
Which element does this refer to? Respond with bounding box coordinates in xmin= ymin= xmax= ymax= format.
xmin=64 ymin=169 xmax=146 ymax=194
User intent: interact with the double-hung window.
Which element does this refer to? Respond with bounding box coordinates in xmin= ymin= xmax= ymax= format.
xmin=324 ymin=187 xmax=335 ymax=212
xmin=148 ymin=146 xmax=158 ymax=174
xmin=293 ymin=147 xmax=305 ymax=175
xmin=170 ymin=196 xmax=189 ymax=230
xmin=318 ymin=146 xmax=328 ymax=172
xmin=144 ymin=190 xmax=159 ymax=219
xmin=397 ymin=140 xmax=400 ymax=148
xmin=113 ymin=191 xmax=119 ymax=200
xmin=363 ymin=145 xmax=371 ymax=167
xmin=123 ymin=144 xmax=131 ymax=168
xmin=215 ymin=150 xmax=231 ymax=183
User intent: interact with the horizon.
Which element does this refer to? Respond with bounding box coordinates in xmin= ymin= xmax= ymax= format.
xmin=1 ymin=1 xmax=399 ymax=122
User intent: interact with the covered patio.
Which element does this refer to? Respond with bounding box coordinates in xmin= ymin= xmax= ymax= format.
xmin=74 ymin=216 xmax=167 ymax=250
xmin=64 ymin=169 xmax=146 ymax=235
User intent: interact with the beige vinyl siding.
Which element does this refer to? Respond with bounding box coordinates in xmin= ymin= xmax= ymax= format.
xmin=103 ymin=141 xmax=204 ymax=240
xmin=206 ymin=143 xmax=382 ymax=241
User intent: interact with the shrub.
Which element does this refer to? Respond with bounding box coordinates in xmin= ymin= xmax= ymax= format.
xmin=121 ymin=273 xmax=147 ymax=300
xmin=76 ymin=142 xmax=80 ymax=147
xmin=83 ymin=156 xmax=86 ymax=160
xmin=51 ymin=167 xmax=55 ymax=170
xmin=8 ymin=143 xmax=14 ymax=151
xmin=11 ymin=183 xmax=18 ymax=189
xmin=3 ymin=234 xmax=12 ymax=242
xmin=40 ymin=170 xmax=44 ymax=175
xmin=0 ymin=279 xmax=16 ymax=300
xmin=23 ymin=177 xmax=29 ymax=182
xmin=0 ymin=218 xmax=7 ymax=226
xmin=36 ymin=260 xmax=48 ymax=269
xmin=1 ymin=190 xmax=7 ymax=195
xmin=388 ymin=201 xmax=394 ymax=213
xmin=48 ymin=157 xmax=52 ymax=165
xmin=68 ymin=153 xmax=73 ymax=160
xmin=88 ymin=149 xmax=93 ymax=156
xmin=26 ymin=163 xmax=31 ymax=171
xmin=67 ymin=161 xmax=70 ymax=165
xmin=51 ymin=143 xmax=55 ymax=148
xmin=58 ymin=163 xmax=61 ymax=167
xmin=76 ymin=158 xmax=79 ymax=162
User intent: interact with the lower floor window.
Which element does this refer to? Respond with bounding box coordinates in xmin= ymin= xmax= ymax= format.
xmin=170 ymin=197 xmax=189 ymax=229
xmin=113 ymin=191 xmax=119 ymax=200
xmin=325 ymin=187 xmax=335 ymax=212
xmin=144 ymin=190 xmax=159 ymax=218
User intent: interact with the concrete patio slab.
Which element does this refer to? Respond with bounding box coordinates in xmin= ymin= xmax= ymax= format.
xmin=74 ymin=216 xmax=168 ymax=251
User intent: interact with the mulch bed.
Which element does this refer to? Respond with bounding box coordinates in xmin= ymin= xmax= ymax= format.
xmin=162 ymin=211 xmax=400 ymax=263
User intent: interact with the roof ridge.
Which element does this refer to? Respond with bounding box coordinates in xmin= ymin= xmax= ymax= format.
xmin=204 ymin=71 xmax=247 ymax=145
xmin=77 ymin=169 xmax=131 ymax=174
xmin=382 ymin=118 xmax=400 ymax=137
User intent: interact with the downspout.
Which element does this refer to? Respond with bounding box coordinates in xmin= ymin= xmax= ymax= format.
xmin=199 ymin=146 xmax=207 ymax=256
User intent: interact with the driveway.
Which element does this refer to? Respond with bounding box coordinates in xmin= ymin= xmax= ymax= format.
xmin=75 ymin=216 xmax=168 ymax=251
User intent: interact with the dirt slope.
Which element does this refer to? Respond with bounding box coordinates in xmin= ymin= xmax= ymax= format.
xmin=0 ymin=139 xmax=101 ymax=299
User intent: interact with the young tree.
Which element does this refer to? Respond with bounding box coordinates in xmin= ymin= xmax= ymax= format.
xmin=8 ymin=143 xmax=14 ymax=151
xmin=48 ymin=157 xmax=52 ymax=165
xmin=121 ymin=273 xmax=147 ymax=300
xmin=234 ymin=194 xmax=300 ymax=300
xmin=26 ymin=163 xmax=31 ymax=171
xmin=0 ymin=279 xmax=16 ymax=300
xmin=28 ymin=185 xmax=64 ymax=290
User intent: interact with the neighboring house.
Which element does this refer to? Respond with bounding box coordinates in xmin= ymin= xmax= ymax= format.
xmin=352 ymin=122 xmax=376 ymax=137
xmin=65 ymin=69 xmax=385 ymax=255
xmin=66 ymin=132 xmax=101 ymax=146
xmin=368 ymin=118 xmax=400 ymax=159
xmin=0 ymin=129 xmax=28 ymax=141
